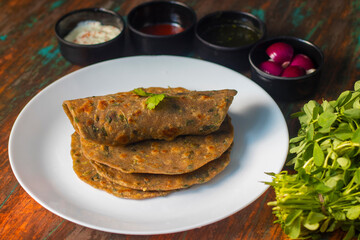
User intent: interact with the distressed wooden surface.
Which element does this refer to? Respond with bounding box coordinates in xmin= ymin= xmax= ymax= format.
xmin=0 ymin=0 xmax=359 ymax=239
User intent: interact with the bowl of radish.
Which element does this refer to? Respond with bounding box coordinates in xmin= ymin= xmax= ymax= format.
xmin=249 ymin=36 xmax=324 ymax=101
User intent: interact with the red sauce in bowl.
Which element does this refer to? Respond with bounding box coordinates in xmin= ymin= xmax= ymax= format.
xmin=140 ymin=23 xmax=185 ymax=36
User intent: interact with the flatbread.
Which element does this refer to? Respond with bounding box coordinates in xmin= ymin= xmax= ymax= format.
xmin=63 ymin=87 xmax=237 ymax=146
xmin=71 ymin=133 xmax=172 ymax=199
xmin=81 ymin=115 xmax=233 ymax=174
xmin=90 ymin=148 xmax=231 ymax=191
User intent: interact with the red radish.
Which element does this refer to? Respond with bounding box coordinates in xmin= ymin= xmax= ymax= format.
xmin=290 ymin=54 xmax=314 ymax=70
xmin=259 ymin=61 xmax=283 ymax=76
xmin=266 ymin=42 xmax=294 ymax=67
xmin=281 ymin=66 xmax=306 ymax=78
xmin=306 ymin=68 xmax=316 ymax=74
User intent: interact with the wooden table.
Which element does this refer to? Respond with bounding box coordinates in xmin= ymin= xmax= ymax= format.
xmin=1 ymin=0 xmax=359 ymax=239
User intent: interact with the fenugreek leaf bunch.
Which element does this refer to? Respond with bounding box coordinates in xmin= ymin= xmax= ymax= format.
xmin=266 ymin=80 xmax=360 ymax=240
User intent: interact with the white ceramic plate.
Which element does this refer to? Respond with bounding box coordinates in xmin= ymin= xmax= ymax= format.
xmin=9 ymin=56 xmax=288 ymax=235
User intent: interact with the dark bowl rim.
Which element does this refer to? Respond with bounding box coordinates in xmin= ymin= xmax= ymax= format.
xmin=127 ymin=0 xmax=197 ymax=39
xmin=248 ymin=35 xmax=324 ymax=81
xmin=194 ymin=10 xmax=267 ymax=51
xmin=54 ymin=7 xmax=126 ymax=48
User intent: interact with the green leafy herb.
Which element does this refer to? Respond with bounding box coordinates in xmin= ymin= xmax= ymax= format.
xmin=133 ymin=88 xmax=168 ymax=110
xmin=266 ymin=80 xmax=360 ymax=239
xmin=146 ymin=93 xmax=166 ymax=110
xmin=133 ymin=88 xmax=149 ymax=97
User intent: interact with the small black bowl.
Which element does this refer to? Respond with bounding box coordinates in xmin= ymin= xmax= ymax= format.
xmin=127 ymin=1 xmax=197 ymax=55
xmin=249 ymin=36 xmax=324 ymax=101
xmin=55 ymin=8 xmax=126 ymax=65
xmin=194 ymin=11 xmax=266 ymax=72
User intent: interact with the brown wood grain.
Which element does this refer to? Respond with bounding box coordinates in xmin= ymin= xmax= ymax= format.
xmin=0 ymin=0 xmax=359 ymax=239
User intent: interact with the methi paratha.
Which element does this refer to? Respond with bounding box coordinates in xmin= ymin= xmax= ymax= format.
xmin=63 ymin=87 xmax=237 ymax=146
xmin=90 ymin=148 xmax=231 ymax=191
xmin=81 ymin=115 xmax=233 ymax=174
xmin=71 ymin=133 xmax=171 ymax=199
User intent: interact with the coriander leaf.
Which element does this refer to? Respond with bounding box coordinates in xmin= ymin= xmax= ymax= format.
xmin=132 ymin=88 xmax=151 ymax=97
xmin=146 ymin=94 xmax=166 ymax=110
xmin=133 ymin=88 xmax=168 ymax=110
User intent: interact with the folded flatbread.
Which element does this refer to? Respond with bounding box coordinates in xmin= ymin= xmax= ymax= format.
xmin=90 ymin=148 xmax=231 ymax=191
xmin=71 ymin=133 xmax=172 ymax=199
xmin=81 ymin=115 xmax=233 ymax=174
xmin=63 ymin=87 xmax=237 ymax=146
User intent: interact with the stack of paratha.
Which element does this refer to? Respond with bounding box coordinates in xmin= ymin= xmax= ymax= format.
xmin=63 ymin=87 xmax=237 ymax=199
